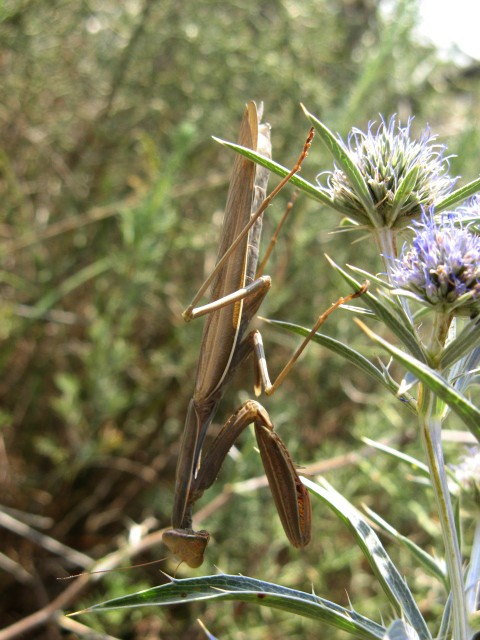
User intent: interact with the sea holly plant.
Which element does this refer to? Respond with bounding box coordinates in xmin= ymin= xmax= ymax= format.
xmin=76 ymin=110 xmax=480 ymax=639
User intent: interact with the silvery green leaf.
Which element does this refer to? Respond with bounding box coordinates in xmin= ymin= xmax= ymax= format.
xmin=437 ymin=594 xmax=453 ymax=640
xmin=77 ymin=573 xmax=386 ymax=640
xmin=212 ymin=136 xmax=336 ymax=207
xmin=361 ymin=438 xmax=430 ymax=477
xmin=326 ymin=258 xmax=426 ymax=362
xmin=265 ymin=319 xmax=416 ymax=412
xmin=357 ymin=320 xmax=480 ymax=440
xmin=362 ymin=503 xmax=448 ymax=588
xmin=440 ymin=319 xmax=480 ymax=370
xmin=435 ymin=177 xmax=480 ymax=212
xmin=265 ymin=319 xmax=383 ymax=383
xmin=384 ymin=620 xmax=421 ymax=640
xmin=303 ymin=477 xmax=432 ymax=640
xmin=389 ymin=164 xmax=421 ymax=228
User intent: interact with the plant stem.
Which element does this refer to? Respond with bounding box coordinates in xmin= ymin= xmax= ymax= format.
xmin=373 ymin=227 xmax=398 ymax=277
xmin=418 ymin=387 xmax=470 ymax=639
xmin=374 ymin=226 xmax=413 ymax=323
xmin=465 ymin=514 xmax=480 ymax=616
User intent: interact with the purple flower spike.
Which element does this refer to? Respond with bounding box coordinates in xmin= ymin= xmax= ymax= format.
xmin=391 ymin=211 xmax=480 ymax=315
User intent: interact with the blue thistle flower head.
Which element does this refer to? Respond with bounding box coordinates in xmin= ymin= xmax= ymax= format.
xmin=391 ymin=210 xmax=480 ymax=316
xmin=317 ymin=116 xmax=457 ymax=229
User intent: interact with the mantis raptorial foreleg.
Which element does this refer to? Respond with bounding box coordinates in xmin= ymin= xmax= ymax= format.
xmin=190 ymin=400 xmax=311 ymax=548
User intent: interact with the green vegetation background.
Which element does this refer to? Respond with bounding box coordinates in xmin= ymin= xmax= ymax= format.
xmin=1 ymin=0 xmax=479 ymax=638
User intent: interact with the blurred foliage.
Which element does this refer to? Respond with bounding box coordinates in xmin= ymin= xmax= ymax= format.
xmin=1 ymin=0 xmax=480 ymax=638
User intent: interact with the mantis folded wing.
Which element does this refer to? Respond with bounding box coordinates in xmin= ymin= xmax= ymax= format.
xmin=167 ymin=101 xmax=274 ymax=534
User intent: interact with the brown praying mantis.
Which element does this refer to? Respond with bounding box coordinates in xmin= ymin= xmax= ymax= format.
xmin=162 ymin=102 xmax=367 ymax=568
